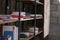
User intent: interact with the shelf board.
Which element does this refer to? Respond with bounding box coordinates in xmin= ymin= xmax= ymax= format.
xmin=22 ymin=0 xmax=43 ymax=5
xmin=0 ymin=18 xmax=33 ymax=24
xmin=20 ymin=18 xmax=34 ymax=21
xmin=20 ymin=30 xmax=43 ymax=40
xmin=0 ymin=17 xmax=42 ymax=24
xmin=21 ymin=17 xmax=43 ymax=21
xmin=22 ymin=0 xmax=35 ymax=1
xmin=36 ymin=1 xmax=43 ymax=5
xmin=0 ymin=20 xmax=17 ymax=24
xmin=0 ymin=18 xmax=34 ymax=24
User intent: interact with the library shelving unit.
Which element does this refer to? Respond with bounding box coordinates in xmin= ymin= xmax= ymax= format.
xmin=0 ymin=0 xmax=50 ymax=40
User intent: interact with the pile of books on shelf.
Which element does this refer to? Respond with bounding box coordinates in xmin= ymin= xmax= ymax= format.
xmin=30 ymin=14 xmax=43 ymax=19
xmin=0 ymin=15 xmax=10 ymax=21
xmin=11 ymin=12 xmax=43 ymax=19
xmin=11 ymin=12 xmax=26 ymax=20
xmin=0 ymin=12 xmax=43 ymax=21
xmin=20 ymin=32 xmax=30 ymax=38
xmin=20 ymin=27 xmax=39 ymax=38
xmin=29 ymin=27 xmax=39 ymax=36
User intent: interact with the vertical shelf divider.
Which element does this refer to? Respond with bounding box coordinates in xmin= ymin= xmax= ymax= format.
xmin=18 ymin=0 xmax=22 ymax=40
xmin=34 ymin=0 xmax=37 ymax=40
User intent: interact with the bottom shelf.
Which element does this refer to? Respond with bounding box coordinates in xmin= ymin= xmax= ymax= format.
xmin=20 ymin=30 xmax=43 ymax=40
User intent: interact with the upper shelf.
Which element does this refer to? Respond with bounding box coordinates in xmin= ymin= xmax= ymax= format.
xmin=21 ymin=0 xmax=44 ymax=5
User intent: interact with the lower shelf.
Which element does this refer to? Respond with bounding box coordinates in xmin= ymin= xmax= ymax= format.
xmin=20 ymin=30 xmax=43 ymax=40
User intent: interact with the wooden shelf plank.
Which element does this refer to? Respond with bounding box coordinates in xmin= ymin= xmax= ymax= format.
xmin=22 ymin=0 xmax=43 ymax=5
xmin=20 ymin=30 xmax=43 ymax=40
xmin=36 ymin=1 xmax=43 ymax=5
xmin=28 ymin=30 xmax=43 ymax=40
xmin=0 ymin=17 xmax=43 ymax=24
xmin=20 ymin=18 xmax=34 ymax=21
xmin=0 ymin=18 xmax=33 ymax=24
xmin=0 ymin=20 xmax=17 ymax=24
xmin=22 ymin=0 xmax=35 ymax=1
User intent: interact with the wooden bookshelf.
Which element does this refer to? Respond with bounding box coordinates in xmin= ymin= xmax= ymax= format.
xmin=0 ymin=0 xmax=50 ymax=40
xmin=20 ymin=30 xmax=43 ymax=40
